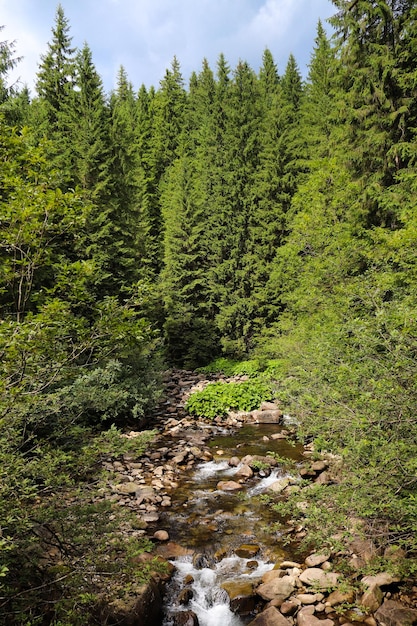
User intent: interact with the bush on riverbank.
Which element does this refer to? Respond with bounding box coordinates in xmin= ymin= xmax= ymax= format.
xmin=185 ymin=378 xmax=273 ymax=419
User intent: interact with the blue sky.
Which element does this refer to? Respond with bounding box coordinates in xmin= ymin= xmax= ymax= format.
xmin=1 ymin=0 xmax=335 ymax=95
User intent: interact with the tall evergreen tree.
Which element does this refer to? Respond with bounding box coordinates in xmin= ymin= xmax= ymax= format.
xmin=35 ymin=4 xmax=76 ymax=127
xmin=209 ymin=60 xmax=262 ymax=354
xmin=160 ymin=59 xmax=218 ymax=366
xmin=106 ymin=66 xmax=142 ymax=290
xmin=34 ymin=4 xmax=77 ymax=187
xmin=142 ymin=57 xmax=186 ymax=276
xmin=72 ymin=43 xmax=110 ymax=198
xmin=301 ymin=20 xmax=339 ymax=159
xmin=281 ymin=53 xmax=303 ymax=111
xmin=330 ymin=0 xmax=417 ymax=227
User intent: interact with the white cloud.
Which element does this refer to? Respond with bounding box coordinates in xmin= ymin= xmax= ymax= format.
xmin=250 ymin=0 xmax=294 ymax=39
xmin=0 ymin=1 xmax=49 ymax=92
xmin=1 ymin=0 xmax=335 ymax=94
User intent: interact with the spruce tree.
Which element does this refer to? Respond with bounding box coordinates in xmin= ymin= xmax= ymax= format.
xmin=35 ymin=4 xmax=76 ymax=126
xmin=209 ymin=60 xmax=262 ymax=355
xmin=330 ymin=0 xmax=417 ymax=227
xmin=302 ymin=20 xmax=338 ymax=159
xmin=106 ymin=66 xmax=141 ymax=290
xmin=142 ymin=57 xmax=186 ymax=276
xmin=34 ymin=4 xmax=77 ymax=187
xmin=160 ymin=59 xmax=218 ymax=366
xmin=72 ymin=43 xmax=110 ymax=198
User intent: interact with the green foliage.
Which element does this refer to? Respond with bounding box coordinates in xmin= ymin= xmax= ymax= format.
xmin=0 ymin=423 xmax=158 ymax=623
xmin=185 ymin=380 xmax=272 ymax=419
xmin=0 ymin=111 xmax=162 ymax=622
xmin=3 ymin=0 xmax=417 ymax=612
xmin=197 ymin=357 xmax=285 ymax=377
xmin=196 ymin=357 xmax=243 ymax=375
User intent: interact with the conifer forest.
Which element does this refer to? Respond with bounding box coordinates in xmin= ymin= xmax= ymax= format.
xmin=1 ymin=1 xmax=417 ymax=624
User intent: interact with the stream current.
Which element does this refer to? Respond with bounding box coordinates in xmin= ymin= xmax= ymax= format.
xmin=159 ymin=424 xmax=303 ymax=626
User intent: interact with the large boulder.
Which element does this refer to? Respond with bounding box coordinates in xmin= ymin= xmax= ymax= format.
xmin=360 ymin=571 xmax=401 ymax=612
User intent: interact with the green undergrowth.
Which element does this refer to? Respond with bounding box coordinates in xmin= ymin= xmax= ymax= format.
xmin=0 ymin=426 xmax=162 ymax=625
xmin=188 ymin=357 xmax=283 ymax=418
xmin=185 ymin=378 xmax=273 ymax=418
xmin=197 ymin=356 xmax=285 ymax=378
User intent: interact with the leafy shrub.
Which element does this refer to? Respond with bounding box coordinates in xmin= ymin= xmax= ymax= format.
xmin=197 ymin=357 xmax=285 ymax=378
xmin=185 ymin=380 xmax=273 ymax=418
xmin=196 ymin=357 xmax=242 ymax=376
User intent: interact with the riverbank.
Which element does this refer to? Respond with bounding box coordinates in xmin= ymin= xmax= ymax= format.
xmin=93 ymin=369 xmax=417 ymax=626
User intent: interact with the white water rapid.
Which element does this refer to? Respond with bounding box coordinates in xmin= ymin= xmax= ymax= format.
xmin=162 ymin=556 xmax=274 ymax=626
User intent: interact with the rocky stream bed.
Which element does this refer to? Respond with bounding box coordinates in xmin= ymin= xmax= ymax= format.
xmin=96 ymin=370 xmax=417 ymax=626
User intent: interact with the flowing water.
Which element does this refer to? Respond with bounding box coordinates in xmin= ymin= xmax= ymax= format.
xmin=160 ymin=424 xmax=303 ymax=625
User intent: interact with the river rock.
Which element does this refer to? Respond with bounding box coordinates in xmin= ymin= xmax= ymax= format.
xmin=235 ymin=463 xmax=254 ymax=479
xmin=256 ymin=575 xmax=296 ymax=601
xmin=100 ymin=578 xmax=164 ymax=626
xmin=280 ymin=561 xmax=302 ymax=569
xmin=260 ymin=401 xmax=281 ymax=411
xmin=217 ymin=480 xmax=243 ymax=491
xmin=247 ymin=606 xmax=291 ymax=625
xmin=136 ymin=486 xmax=157 ymax=503
xmin=193 ymin=553 xmax=215 ymax=569
xmin=251 ymin=409 xmax=283 ymax=424
xmin=349 ymin=536 xmax=379 ymax=565
xmin=177 ymin=587 xmax=194 ymax=605
xmin=142 ymin=512 xmax=160 ymax=523
xmin=172 ymin=453 xmax=187 ymax=464
xmin=262 ymin=570 xmax=286 ymax=585
xmin=305 ymin=553 xmax=331 ymax=567
xmin=222 ymin=580 xmax=257 ymax=616
xmin=268 ymin=478 xmax=290 ymax=493
xmin=374 ymin=599 xmax=417 ymax=626
xmin=311 ymin=460 xmax=328 ymax=472
xmin=326 ymin=589 xmax=355 ymax=606
xmin=362 ymin=572 xmax=400 ymax=588
xmin=241 ymin=454 xmax=278 ymax=468
xmin=314 ymin=471 xmax=332 ymax=485
xmin=299 ymin=568 xmax=339 ymax=590
xmin=297 ymin=609 xmax=334 ymax=626
xmin=153 ymin=530 xmax=169 ymax=541
xmin=115 ymin=482 xmax=143 ymax=495
xmin=172 ymin=610 xmax=199 ymax=626
xmin=296 ymin=593 xmax=318 ymax=605
xmin=361 ymin=584 xmax=383 ymax=612
xmin=229 ymin=456 xmax=241 ymax=466
xmin=383 ymin=545 xmax=407 ymax=562
xmin=155 ymin=542 xmax=194 ymax=559
xmin=235 ymin=544 xmax=260 ymax=559
xmin=280 ymin=600 xmax=299 ymax=615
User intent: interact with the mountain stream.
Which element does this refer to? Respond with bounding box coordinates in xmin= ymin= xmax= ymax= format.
xmin=158 ymin=424 xmax=303 ymax=626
